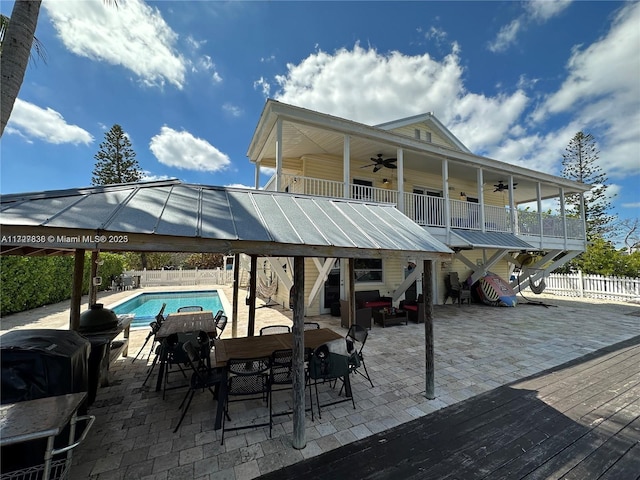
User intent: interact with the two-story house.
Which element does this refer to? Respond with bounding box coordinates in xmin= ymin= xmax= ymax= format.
xmin=246 ymin=100 xmax=590 ymax=315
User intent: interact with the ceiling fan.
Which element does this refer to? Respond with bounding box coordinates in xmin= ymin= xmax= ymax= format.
xmin=361 ymin=154 xmax=397 ymax=173
xmin=493 ymin=180 xmax=518 ymax=192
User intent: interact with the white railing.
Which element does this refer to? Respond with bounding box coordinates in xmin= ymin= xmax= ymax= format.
xmin=270 ymin=174 xmax=585 ymax=240
xmin=544 ymin=272 xmax=640 ymax=301
xmin=127 ymin=268 xmax=234 ymax=287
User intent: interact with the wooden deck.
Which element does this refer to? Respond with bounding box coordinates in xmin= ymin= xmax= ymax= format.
xmin=259 ymin=336 xmax=640 ymax=480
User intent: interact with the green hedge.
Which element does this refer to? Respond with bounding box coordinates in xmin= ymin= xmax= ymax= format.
xmin=0 ymin=253 xmax=125 ymax=316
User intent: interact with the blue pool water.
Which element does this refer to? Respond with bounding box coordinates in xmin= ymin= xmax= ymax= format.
xmin=112 ymin=290 xmax=223 ymax=328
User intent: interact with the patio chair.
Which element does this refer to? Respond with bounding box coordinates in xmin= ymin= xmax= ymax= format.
xmin=303 ymin=322 xmax=321 ymax=330
xmin=444 ymin=272 xmax=471 ymax=306
xmin=308 ymin=341 xmax=355 ymax=419
xmin=344 ymin=324 xmax=374 ymax=388
xmin=259 ymin=325 xmax=291 ymax=336
xmin=173 ymin=340 xmax=225 ymax=433
xmin=221 ymin=356 xmax=271 ymax=445
xmin=162 ymin=331 xmax=209 ymax=399
xmin=269 ymin=348 xmax=314 ymax=423
xmin=177 ymin=305 xmax=204 ymax=312
xmin=134 ymin=303 xmax=166 ymax=364
xmin=215 ymin=314 xmax=228 ymax=338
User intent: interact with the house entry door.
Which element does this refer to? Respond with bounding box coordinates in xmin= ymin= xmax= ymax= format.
xmin=322 ymin=259 xmax=342 ymax=314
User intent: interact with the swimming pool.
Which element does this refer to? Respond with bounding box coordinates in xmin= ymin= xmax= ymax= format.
xmin=111 ymin=290 xmax=224 ymax=328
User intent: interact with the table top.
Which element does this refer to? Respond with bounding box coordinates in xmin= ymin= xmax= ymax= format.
xmin=0 ymin=392 xmax=87 ymax=446
xmin=213 ymin=328 xmax=343 ymax=366
xmin=157 ymin=311 xmax=217 ymax=341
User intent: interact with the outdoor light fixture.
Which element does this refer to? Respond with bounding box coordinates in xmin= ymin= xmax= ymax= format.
xmin=460 ymin=192 xmax=467 ymax=200
xmin=383 ymin=178 xmax=390 ymax=185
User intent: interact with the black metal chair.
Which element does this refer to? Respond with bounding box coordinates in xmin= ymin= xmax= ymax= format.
xmin=215 ymin=314 xmax=228 ymax=338
xmin=161 ymin=331 xmax=209 ymax=399
xmin=221 ymin=356 xmax=271 ymax=444
xmin=173 ymin=340 xmax=225 ymax=433
xmin=444 ymin=272 xmax=471 ymax=306
xmin=303 ymin=322 xmax=321 ymax=330
xmin=345 ymin=324 xmax=374 ymax=388
xmin=133 ymin=303 xmax=166 ymax=364
xmin=259 ymin=325 xmax=291 ymax=336
xmin=308 ymin=342 xmax=355 ymax=419
xmin=269 ymin=349 xmax=314 ymax=424
xmin=177 ymin=305 xmax=204 ymax=312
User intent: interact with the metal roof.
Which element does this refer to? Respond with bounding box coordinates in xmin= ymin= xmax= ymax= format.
xmin=0 ymin=180 xmax=452 ymax=260
xmin=449 ymin=229 xmax=534 ymax=250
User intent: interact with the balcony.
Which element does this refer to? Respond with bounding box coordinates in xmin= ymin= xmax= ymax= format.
xmin=272 ymin=174 xmax=585 ymax=242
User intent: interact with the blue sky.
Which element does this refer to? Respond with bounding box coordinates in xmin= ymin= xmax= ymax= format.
xmin=1 ymin=0 xmax=638 ymax=239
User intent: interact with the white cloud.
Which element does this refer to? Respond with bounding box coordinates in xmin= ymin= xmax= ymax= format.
xmin=525 ymin=0 xmax=572 ymax=22
xmin=488 ymin=0 xmax=572 ymax=52
xmin=253 ymin=77 xmax=271 ymax=97
xmin=43 ymin=0 xmax=186 ymax=89
xmin=5 ymin=98 xmax=93 ymax=145
xmin=272 ymin=43 xmax=526 ymax=153
xmin=140 ymin=172 xmax=172 ymax=182
xmin=531 ymin=2 xmax=640 ymax=178
xmin=149 ymin=126 xmax=231 ymax=172
xmin=222 ymin=103 xmax=243 ymax=117
xmin=226 ymin=183 xmax=256 ymax=189
xmin=487 ymin=19 xmax=522 ymax=53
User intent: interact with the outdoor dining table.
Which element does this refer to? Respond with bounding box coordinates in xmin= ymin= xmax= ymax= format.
xmin=211 ymin=328 xmax=347 ymax=430
xmin=154 ymin=310 xmax=217 ymax=392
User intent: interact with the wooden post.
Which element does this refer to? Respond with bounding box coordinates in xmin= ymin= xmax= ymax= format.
xmin=247 ymin=255 xmax=258 ymax=336
xmin=70 ymin=249 xmax=85 ymax=331
xmin=291 ymin=256 xmax=306 ymax=449
xmin=423 ymin=259 xmax=435 ymax=399
xmin=347 ymin=258 xmax=355 ymax=326
xmin=232 ymin=253 xmax=240 ymax=338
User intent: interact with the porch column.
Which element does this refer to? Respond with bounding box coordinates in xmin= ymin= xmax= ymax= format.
xmin=509 ymin=176 xmax=516 ymax=233
xmin=291 ymin=256 xmax=306 ymax=449
xmin=442 ymin=160 xmax=451 ymax=235
xmin=396 ymin=148 xmax=405 ymax=213
xmin=477 ymin=169 xmax=485 ymax=232
xmin=537 ymin=183 xmax=543 ymax=245
xmin=70 ymin=249 xmax=85 ymax=331
xmin=275 ymin=118 xmax=283 ymax=192
xmin=343 ymin=135 xmax=350 ymax=199
xmin=254 ymin=162 xmax=261 ymax=190
xmin=579 ymin=191 xmax=587 ymax=242
xmin=560 ymin=187 xmax=567 ymax=249
xmin=423 ymin=259 xmax=435 ymax=399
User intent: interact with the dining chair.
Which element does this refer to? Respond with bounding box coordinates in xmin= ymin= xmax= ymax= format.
xmin=303 ymin=322 xmax=321 ymax=330
xmin=221 ymin=356 xmax=271 ymax=444
xmin=173 ymin=339 xmax=225 ymax=433
xmin=308 ymin=342 xmax=355 ymax=419
xmin=215 ymin=314 xmax=228 ymax=338
xmin=345 ymin=324 xmax=374 ymax=388
xmin=269 ymin=349 xmax=314 ymax=423
xmin=259 ymin=325 xmax=291 ymax=336
xmin=177 ymin=305 xmax=204 ymax=312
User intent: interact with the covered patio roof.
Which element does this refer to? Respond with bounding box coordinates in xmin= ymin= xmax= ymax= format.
xmin=0 ymin=179 xmax=452 ymax=260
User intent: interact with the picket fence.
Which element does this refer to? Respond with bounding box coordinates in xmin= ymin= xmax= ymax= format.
xmin=127 ymin=268 xmax=234 ymax=287
xmin=544 ymin=272 xmax=640 ymax=301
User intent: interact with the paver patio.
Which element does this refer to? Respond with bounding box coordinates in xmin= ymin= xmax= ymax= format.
xmin=1 ymin=286 xmax=638 ymax=479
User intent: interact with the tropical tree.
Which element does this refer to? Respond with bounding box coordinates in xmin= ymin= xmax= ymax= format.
xmin=92 ymin=124 xmax=143 ymax=185
xmin=184 ymin=253 xmax=224 ymax=269
xmin=0 ymin=0 xmax=41 ymax=137
xmin=561 ymin=132 xmax=615 ymax=240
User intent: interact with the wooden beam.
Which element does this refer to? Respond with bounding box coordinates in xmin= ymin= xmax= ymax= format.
xmin=70 ymin=249 xmax=85 ymax=331
xmin=291 ymin=256 xmax=306 ymax=449
xmin=89 ymin=250 xmax=99 ymax=306
xmin=347 ymin=258 xmax=355 ymax=327
xmin=232 ymin=253 xmax=240 ymax=338
xmin=423 ymin=259 xmax=435 ymax=399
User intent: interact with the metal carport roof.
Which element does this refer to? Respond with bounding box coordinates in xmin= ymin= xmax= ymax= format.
xmin=0 ymin=180 xmax=452 ymax=260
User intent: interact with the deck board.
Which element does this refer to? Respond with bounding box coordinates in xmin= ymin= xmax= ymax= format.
xmin=258 ymin=336 xmax=640 ymax=480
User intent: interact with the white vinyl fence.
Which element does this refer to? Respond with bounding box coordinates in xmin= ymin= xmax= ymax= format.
xmin=127 ymin=268 xmax=234 ymax=287
xmin=544 ymin=272 xmax=640 ymax=301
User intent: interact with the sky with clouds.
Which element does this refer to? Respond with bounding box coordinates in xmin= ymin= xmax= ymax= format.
xmin=1 ymin=0 xmax=638 ymax=232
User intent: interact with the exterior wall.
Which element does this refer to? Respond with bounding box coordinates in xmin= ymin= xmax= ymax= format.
xmin=388 ymin=123 xmax=457 ymax=149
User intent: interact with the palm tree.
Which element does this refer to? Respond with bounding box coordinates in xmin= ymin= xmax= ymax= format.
xmin=0 ymin=0 xmax=42 ymax=137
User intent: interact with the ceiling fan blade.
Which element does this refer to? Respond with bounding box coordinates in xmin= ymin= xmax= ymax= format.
xmin=373 ymin=165 xmax=382 ymax=173
xmin=386 ymin=163 xmax=397 ymax=169
xmin=360 ymin=163 xmax=376 ymax=168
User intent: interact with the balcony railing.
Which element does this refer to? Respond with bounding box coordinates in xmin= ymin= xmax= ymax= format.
xmin=276 ymin=174 xmax=585 ymax=241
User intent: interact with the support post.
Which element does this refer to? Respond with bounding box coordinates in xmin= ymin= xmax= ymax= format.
xmin=291 ymin=256 xmax=306 ymax=449
xmin=232 ymin=253 xmax=240 ymax=338
xmin=89 ymin=250 xmax=99 ymax=306
xmin=347 ymin=258 xmax=355 ymax=326
xmin=423 ymin=259 xmax=435 ymax=399
xmin=70 ymin=249 xmax=85 ymax=331
xmin=247 ymin=255 xmax=258 ymax=336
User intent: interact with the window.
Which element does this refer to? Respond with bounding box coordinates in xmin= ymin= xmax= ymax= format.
xmin=424 ymin=131 xmax=432 ymax=143
xmin=414 ymin=129 xmax=421 ymax=139
xmin=354 ymin=258 xmax=383 ymax=283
